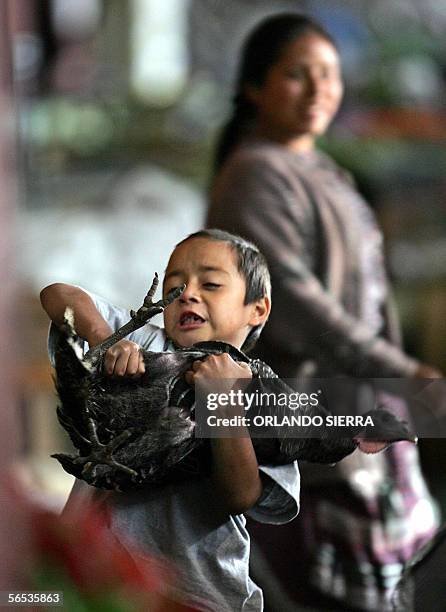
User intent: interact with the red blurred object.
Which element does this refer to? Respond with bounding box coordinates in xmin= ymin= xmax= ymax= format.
xmin=31 ymin=503 xmax=199 ymax=611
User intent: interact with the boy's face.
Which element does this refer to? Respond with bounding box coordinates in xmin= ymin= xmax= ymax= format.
xmin=163 ymin=238 xmax=268 ymax=349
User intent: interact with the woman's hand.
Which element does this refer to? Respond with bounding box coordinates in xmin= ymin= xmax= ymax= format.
xmin=413 ymin=363 xmax=443 ymax=379
xmin=103 ymin=340 xmax=145 ymax=377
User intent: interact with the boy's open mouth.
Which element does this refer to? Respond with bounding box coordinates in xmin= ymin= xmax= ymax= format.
xmin=179 ymin=311 xmax=206 ymax=330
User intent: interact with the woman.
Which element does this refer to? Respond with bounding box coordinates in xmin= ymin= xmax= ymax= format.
xmin=207 ymin=13 xmax=440 ymax=611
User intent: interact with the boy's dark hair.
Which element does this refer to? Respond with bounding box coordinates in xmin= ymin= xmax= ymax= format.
xmin=177 ymin=228 xmax=271 ymax=352
xmin=214 ymin=13 xmax=338 ymax=171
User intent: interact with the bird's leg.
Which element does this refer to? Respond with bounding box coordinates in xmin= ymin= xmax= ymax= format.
xmin=84 ymin=274 xmax=185 ymax=367
xmin=69 ymin=404 xmax=139 ymax=479
xmin=52 ymin=402 xmax=139 ymax=480
xmin=77 ymin=432 xmax=137 ymax=479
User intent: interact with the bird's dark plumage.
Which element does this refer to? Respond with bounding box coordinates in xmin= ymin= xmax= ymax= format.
xmin=51 ymin=279 xmax=415 ymax=492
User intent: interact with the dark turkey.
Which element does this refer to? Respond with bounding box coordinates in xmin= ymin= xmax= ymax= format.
xmin=51 ymin=279 xmax=416 ymax=492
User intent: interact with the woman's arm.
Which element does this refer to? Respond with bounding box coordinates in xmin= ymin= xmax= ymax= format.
xmin=208 ymin=153 xmax=438 ymax=379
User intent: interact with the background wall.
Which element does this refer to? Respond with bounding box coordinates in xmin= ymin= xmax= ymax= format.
xmin=7 ymin=0 xmax=446 ymax=512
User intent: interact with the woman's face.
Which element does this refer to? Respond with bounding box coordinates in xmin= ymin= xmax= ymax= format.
xmin=249 ymin=33 xmax=343 ymax=151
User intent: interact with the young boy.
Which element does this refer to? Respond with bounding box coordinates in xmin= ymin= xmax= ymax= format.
xmin=41 ymin=229 xmax=300 ymax=612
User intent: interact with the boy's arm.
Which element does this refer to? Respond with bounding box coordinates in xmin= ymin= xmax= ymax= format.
xmin=185 ymin=353 xmax=263 ymax=515
xmin=209 ymin=435 xmax=263 ymax=516
xmin=40 ymin=283 xmax=113 ymax=346
xmin=40 ymin=283 xmax=145 ymax=376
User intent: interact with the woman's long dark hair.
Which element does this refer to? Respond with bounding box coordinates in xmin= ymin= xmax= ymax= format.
xmin=214 ymin=13 xmax=337 ymax=172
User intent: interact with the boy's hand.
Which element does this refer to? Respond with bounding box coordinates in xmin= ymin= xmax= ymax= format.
xmin=185 ymin=353 xmax=252 ymax=395
xmin=103 ymin=340 xmax=145 ymax=377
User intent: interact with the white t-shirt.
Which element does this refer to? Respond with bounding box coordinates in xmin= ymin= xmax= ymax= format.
xmin=50 ymin=289 xmax=300 ymax=612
